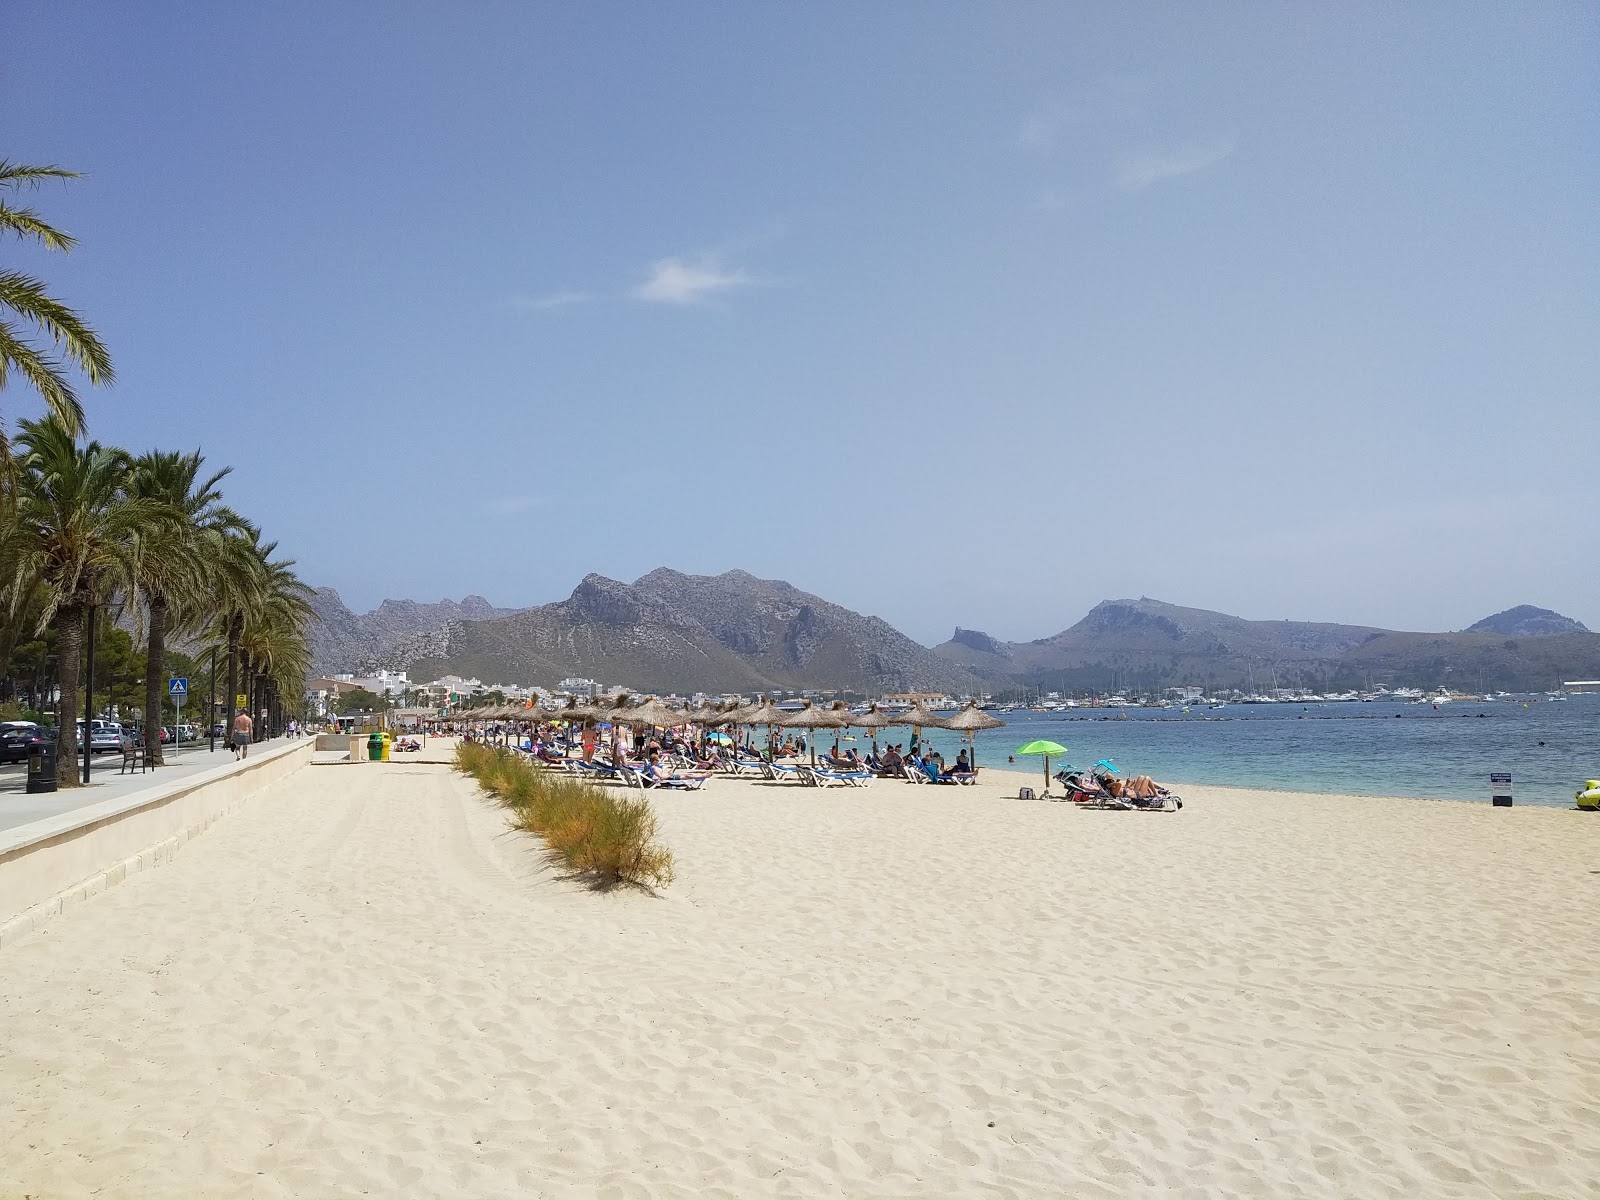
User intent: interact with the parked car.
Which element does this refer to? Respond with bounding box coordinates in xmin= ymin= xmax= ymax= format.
xmin=86 ymin=720 xmax=125 ymax=755
xmin=0 ymin=720 xmax=40 ymax=764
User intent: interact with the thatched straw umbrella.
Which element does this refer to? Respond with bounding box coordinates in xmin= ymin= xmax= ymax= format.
xmin=741 ymin=696 xmax=791 ymax=757
xmin=618 ymin=696 xmax=690 ymax=731
xmin=897 ymin=700 xmax=951 ymax=757
xmin=941 ymin=701 xmax=1006 ymax=771
xmin=858 ymin=703 xmax=905 ymax=755
xmin=782 ymin=700 xmax=849 ymax=765
xmin=712 ymin=700 xmax=759 ymax=756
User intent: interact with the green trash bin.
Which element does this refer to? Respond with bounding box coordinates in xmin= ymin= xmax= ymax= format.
xmin=367 ymin=732 xmax=384 ymax=761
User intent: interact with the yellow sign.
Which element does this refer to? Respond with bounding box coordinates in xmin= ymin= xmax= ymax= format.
xmin=236 ymin=694 xmax=248 ymax=707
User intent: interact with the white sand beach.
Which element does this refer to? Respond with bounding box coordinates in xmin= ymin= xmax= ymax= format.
xmin=2 ymin=752 xmax=1596 ymax=1198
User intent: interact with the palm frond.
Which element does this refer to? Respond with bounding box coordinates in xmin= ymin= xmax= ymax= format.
xmin=0 ymin=323 xmax=84 ymax=433
xmin=0 ymin=269 xmax=115 ymax=383
xmin=0 ymin=201 xmax=77 ymax=251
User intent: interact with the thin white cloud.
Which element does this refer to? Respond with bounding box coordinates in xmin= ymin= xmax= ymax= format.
xmin=1016 ymin=75 xmax=1151 ymax=152
xmin=631 ymin=257 xmax=753 ymax=305
xmin=510 ymin=290 xmax=593 ymax=312
xmin=1115 ymin=138 xmax=1235 ymax=190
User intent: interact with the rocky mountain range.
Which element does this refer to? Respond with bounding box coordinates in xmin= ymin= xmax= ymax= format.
xmin=308 ymin=573 xmax=1598 ymax=695
xmin=934 ymin=597 xmax=1600 ymax=694
xmin=398 ymin=569 xmax=978 ymax=695
xmin=307 ymin=591 xmax=526 ymax=677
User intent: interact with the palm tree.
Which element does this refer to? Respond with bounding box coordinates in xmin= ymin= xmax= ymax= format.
xmin=204 ymin=529 xmax=313 ymax=741
xmin=0 ymin=416 xmax=173 ymax=784
xmin=128 ymin=450 xmax=246 ymax=765
xmin=1 ymin=161 xmax=114 ymax=453
xmin=237 ymin=552 xmax=314 ymax=739
xmin=203 ymin=527 xmax=267 ymax=741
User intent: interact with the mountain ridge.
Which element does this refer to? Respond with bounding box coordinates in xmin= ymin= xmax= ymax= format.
xmin=308 ymin=576 xmax=1598 ymax=694
xmin=934 ymin=597 xmax=1599 ymax=693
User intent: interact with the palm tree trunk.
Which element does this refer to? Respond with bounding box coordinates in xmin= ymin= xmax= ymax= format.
xmin=144 ymin=594 xmax=168 ymax=767
xmin=55 ymin=601 xmax=84 ymax=786
xmin=225 ymin=614 xmax=240 ymax=735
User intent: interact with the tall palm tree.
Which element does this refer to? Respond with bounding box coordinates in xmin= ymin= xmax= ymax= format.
xmin=203 ymin=526 xmax=267 ymax=740
xmin=237 ymin=550 xmax=314 ymax=738
xmin=0 ymin=416 xmax=173 ymax=784
xmin=128 ymin=450 xmax=246 ymax=765
xmin=1 ymin=161 xmax=114 ymax=454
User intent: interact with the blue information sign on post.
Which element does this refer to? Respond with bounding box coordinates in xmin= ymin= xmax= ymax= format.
xmin=169 ymin=677 xmax=188 ymax=698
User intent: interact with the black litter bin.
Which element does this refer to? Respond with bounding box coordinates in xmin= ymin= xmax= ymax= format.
xmin=27 ymin=741 xmax=58 ymax=793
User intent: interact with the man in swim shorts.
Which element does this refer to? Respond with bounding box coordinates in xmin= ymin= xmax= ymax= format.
xmin=232 ymin=710 xmax=254 ymax=760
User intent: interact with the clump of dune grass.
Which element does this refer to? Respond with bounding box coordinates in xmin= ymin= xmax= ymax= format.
xmin=455 ymin=742 xmax=674 ymax=888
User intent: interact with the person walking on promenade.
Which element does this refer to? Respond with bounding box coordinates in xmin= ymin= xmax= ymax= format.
xmin=232 ymin=710 xmax=254 ymax=760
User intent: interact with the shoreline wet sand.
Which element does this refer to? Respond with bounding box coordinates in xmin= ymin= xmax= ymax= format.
xmin=2 ymin=751 xmax=1595 ymax=1197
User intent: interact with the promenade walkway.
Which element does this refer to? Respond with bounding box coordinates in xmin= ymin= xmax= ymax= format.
xmin=0 ymin=739 xmax=302 ymax=834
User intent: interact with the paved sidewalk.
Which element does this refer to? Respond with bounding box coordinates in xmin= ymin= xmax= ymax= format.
xmin=0 ymin=739 xmax=307 ymax=834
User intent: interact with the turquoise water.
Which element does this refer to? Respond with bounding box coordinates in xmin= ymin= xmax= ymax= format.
xmin=845 ymin=696 xmax=1599 ymax=808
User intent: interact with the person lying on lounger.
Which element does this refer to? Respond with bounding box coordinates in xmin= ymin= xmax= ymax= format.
xmin=644 ymin=751 xmax=710 ymax=784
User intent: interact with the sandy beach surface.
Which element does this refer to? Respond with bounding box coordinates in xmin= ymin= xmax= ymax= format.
xmin=2 ymin=750 xmax=1596 ymax=1198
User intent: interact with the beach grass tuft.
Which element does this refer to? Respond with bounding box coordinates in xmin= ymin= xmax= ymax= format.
xmin=455 ymin=743 xmax=674 ymax=888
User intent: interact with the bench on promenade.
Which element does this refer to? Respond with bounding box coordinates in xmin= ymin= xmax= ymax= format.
xmin=119 ymin=741 xmax=150 ymax=774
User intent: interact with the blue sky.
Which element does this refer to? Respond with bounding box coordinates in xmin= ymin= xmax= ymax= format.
xmin=5 ymin=3 xmax=1596 ymax=643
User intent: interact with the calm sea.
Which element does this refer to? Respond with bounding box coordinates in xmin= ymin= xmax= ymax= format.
xmin=870 ymin=696 xmax=1599 ymax=808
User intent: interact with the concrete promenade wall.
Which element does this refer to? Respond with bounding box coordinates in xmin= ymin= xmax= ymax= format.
xmin=0 ymin=737 xmax=314 ymax=948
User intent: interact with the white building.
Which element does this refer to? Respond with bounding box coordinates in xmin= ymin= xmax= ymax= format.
xmin=349 ymin=669 xmax=410 ymax=698
xmin=557 ymin=677 xmax=600 ymax=698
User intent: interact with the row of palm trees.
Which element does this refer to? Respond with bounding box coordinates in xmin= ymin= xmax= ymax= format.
xmin=0 ymin=416 xmax=314 ymax=783
xmin=2 ymin=157 xmax=311 ymax=784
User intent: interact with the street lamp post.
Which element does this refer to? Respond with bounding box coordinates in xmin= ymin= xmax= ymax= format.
xmin=82 ymin=604 xmax=96 ymax=785
xmin=208 ymin=645 xmax=217 ymax=752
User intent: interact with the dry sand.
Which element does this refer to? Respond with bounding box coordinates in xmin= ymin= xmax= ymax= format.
xmin=2 ymin=753 xmax=1597 ymax=1198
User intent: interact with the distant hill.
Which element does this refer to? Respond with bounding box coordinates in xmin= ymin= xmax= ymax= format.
xmin=934 ymin=598 xmax=1600 ymax=693
xmin=308 ymin=590 xmax=525 ymax=676
xmin=309 ymin=579 xmax=1598 ymax=695
xmin=1465 ymin=605 xmax=1590 ymax=638
xmin=400 ymin=568 xmax=979 ymax=694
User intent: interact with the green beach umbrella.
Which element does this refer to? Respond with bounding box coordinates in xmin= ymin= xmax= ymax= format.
xmin=1015 ymin=739 xmax=1068 ymax=797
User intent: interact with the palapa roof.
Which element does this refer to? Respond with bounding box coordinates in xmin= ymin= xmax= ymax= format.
xmin=897 ymin=701 xmax=953 ymax=729
xmin=714 ymin=700 xmax=760 ymax=726
xmin=684 ymin=703 xmax=729 ymax=726
xmin=614 ymin=697 xmax=690 ymax=728
xmin=942 ymin=702 xmax=1006 ymax=732
xmin=742 ymin=697 xmax=791 ymax=726
xmin=781 ymin=700 xmax=847 ymax=730
xmin=856 ymin=703 xmax=903 ymax=730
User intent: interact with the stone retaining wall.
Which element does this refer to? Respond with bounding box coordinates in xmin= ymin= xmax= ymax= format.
xmin=0 ymin=738 xmax=314 ymax=948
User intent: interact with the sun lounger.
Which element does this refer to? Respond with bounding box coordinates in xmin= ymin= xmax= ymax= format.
xmin=808 ymin=765 xmax=871 ymax=788
xmin=633 ymin=767 xmax=707 ymax=791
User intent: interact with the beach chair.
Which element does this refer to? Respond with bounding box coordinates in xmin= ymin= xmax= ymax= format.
xmin=643 ymin=771 xmax=708 ymax=791
xmin=903 ymin=761 xmax=928 ymax=784
xmin=812 ymin=765 xmax=872 ymax=788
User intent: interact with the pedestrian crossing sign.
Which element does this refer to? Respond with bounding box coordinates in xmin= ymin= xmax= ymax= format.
xmin=169 ymin=677 xmax=188 ymax=697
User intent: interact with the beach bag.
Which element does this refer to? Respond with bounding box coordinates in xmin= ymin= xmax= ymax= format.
xmin=1018 ymin=786 xmax=1035 ymax=800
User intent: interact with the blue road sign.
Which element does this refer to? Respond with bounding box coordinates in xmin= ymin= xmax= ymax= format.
xmin=169 ymin=677 xmax=189 ymax=698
